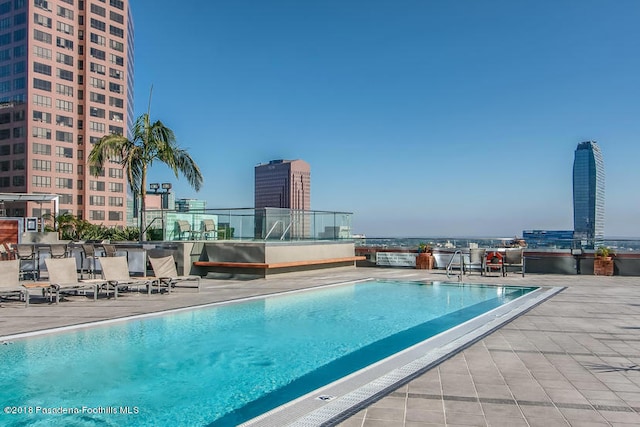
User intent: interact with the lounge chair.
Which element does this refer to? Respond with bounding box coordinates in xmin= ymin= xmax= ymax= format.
xmin=98 ymin=256 xmax=155 ymax=298
xmin=0 ymin=259 xmax=29 ymax=307
xmin=149 ymin=255 xmax=200 ymax=293
xmin=44 ymin=257 xmax=104 ymax=303
xmin=80 ymin=243 xmax=98 ymax=278
xmin=16 ymin=244 xmax=38 ymax=280
xmin=48 ymin=243 xmax=68 ymax=259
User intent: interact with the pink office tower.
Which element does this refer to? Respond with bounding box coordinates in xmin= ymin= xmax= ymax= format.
xmin=0 ymin=0 xmax=133 ymax=227
xmin=254 ymin=159 xmax=311 ymax=210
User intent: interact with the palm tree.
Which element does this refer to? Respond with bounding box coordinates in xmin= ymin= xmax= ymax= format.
xmin=88 ymin=113 xmax=203 ymax=242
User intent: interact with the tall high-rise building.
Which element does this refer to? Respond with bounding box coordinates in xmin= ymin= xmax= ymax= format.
xmin=573 ymin=140 xmax=605 ymax=244
xmin=254 ymin=159 xmax=310 ymax=210
xmin=0 ymin=0 xmax=133 ymax=227
xmin=254 ymin=159 xmax=310 ymax=239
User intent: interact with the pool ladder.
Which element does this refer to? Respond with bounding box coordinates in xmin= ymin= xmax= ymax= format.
xmin=446 ymin=250 xmax=465 ymax=282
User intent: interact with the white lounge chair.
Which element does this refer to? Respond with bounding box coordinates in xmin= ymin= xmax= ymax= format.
xmin=44 ymin=257 xmax=104 ymax=303
xmin=149 ymin=255 xmax=200 ymax=293
xmin=98 ymin=256 xmax=155 ymax=298
xmin=0 ymin=259 xmax=29 ymax=307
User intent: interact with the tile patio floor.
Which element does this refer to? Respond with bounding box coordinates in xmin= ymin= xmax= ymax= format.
xmin=1 ymin=267 xmax=639 ymax=426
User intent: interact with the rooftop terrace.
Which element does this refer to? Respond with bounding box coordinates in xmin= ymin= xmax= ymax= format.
xmin=2 ymin=269 xmax=639 ymax=426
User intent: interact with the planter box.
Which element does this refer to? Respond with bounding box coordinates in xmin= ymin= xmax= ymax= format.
xmin=416 ymin=253 xmax=433 ymax=270
xmin=594 ymin=257 xmax=614 ymax=276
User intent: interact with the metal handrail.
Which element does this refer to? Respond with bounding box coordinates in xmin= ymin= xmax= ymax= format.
xmin=446 ymin=250 xmax=464 ymax=280
xmin=265 ymin=220 xmax=284 ymax=240
xmin=280 ymin=222 xmax=292 ymax=240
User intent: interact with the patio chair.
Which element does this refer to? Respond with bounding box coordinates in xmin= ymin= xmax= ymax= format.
xmin=44 ymin=257 xmax=104 ymax=303
xmin=149 ymin=255 xmax=200 ymax=293
xmin=0 ymin=259 xmax=29 ymax=307
xmin=48 ymin=243 xmax=68 ymax=259
xmin=503 ymin=248 xmax=525 ymax=277
xmin=80 ymin=244 xmax=98 ymax=278
xmin=16 ymin=244 xmax=38 ymax=280
xmin=465 ymin=248 xmax=486 ymax=275
xmin=201 ymin=219 xmax=226 ymax=240
xmin=176 ymin=220 xmax=200 ymax=240
xmin=101 ymin=243 xmax=117 ymax=257
xmin=98 ymin=256 xmax=155 ymax=298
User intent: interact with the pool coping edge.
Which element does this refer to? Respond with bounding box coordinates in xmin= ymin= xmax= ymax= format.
xmin=240 ymin=285 xmax=565 ymax=427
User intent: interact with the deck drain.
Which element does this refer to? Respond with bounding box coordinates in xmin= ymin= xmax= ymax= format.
xmin=316 ymin=395 xmax=336 ymax=401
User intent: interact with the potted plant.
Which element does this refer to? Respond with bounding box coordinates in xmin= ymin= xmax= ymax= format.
xmin=594 ymin=246 xmax=614 ymax=276
xmin=596 ymin=246 xmax=613 ymax=260
xmin=416 ymin=243 xmax=433 ymax=269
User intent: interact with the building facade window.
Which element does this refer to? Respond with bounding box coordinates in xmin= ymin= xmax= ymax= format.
xmin=32 ymin=159 xmax=51 ymax=171
xmin=89 ymin=121 xmax=104 ymax=132
xmin=56 ymin=130 xmax=73 ymax=142
xmin=89 ymin=195 xmax=105 ymax=206
xmin=33 ymin=110 xmax=51 ymax=123
xmin=33 ymin=142 xmax=51 ymax=155
xmin=90 ymin=180 xmax=105 ymax=191
xmin=33 ymin=45 xmax=51 ymax=59
xmin=57 ymin=6 xmax=74 ymax=20
xmin=32 ymin=126 xmax=51 ymax=139
xmin=33 ymin=29 xmax=52 ymax=44
xmin=90 ymin=210 xmax=104 ymax=220
xmin=56 ymin=68 xmax=73 ymax=81
xmin=55 ymin=177 xmax=73 ymax=189
xmin=33 ymin=61 xmax=51 ymax=75
xmin=56 ymin=83 xmax=73 ymax=96
xmin=33 ymin=175 xmax=51 ymax=187
xmin=55 ymin=114 xmax=72 ymax=127
xmin=33 ymin=94 xmax=51 ymax=107
xmin=56 ymin=146 xmax=72 ymax=158
xmin=33 ymin=78 xmax=51 ymax=91
xmin=55 ymin=161 xmax=73 ymax=173
xmin=56 ymin=52 xmax=73 ymax=65
xmin=90 ymin=32 xmax=105 ymax=45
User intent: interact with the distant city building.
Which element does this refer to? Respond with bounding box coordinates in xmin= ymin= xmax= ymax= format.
xmin=522 ymin=230 xmax=575 ymax=248
xmin=0 ymin=0 xmax=134 ymax=227
xmin=254 ymin=159 xmax=310 ymax=210
xmin=175 ymin=198 xmax=206 ymax=212
xmin=573 ymin=141 xmax=605 ymax=246
xmin=254 ymin=159 xmax=311 ymax=239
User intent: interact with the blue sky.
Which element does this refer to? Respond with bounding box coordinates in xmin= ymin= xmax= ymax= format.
xmin=132 ymin=0 xmax=640 ymax=238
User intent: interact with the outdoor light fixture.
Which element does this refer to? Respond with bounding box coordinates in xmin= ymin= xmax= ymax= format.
xmin=148 ymin=182 xmax=172 ymax=240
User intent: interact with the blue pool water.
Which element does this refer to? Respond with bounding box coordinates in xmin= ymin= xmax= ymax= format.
xmin=0 ymin=280 xmax=536 ymax=426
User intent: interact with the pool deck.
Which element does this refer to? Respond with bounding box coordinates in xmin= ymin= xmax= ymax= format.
xmin=2 ymin=267 xmax=640 ymax=426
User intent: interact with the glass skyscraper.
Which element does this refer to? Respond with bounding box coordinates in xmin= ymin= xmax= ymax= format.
xmin=573 ymin=141 xmax=605 ymax=246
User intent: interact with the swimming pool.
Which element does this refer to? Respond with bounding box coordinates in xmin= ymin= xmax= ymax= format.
xmin=0 ymin=280 xmax=542 ymax=426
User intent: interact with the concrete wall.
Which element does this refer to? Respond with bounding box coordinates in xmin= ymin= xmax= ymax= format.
xmin=265 ymin=242 xmax=354 ymax=263
xmin=356 ymin=247 xmax=640 ymax=277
